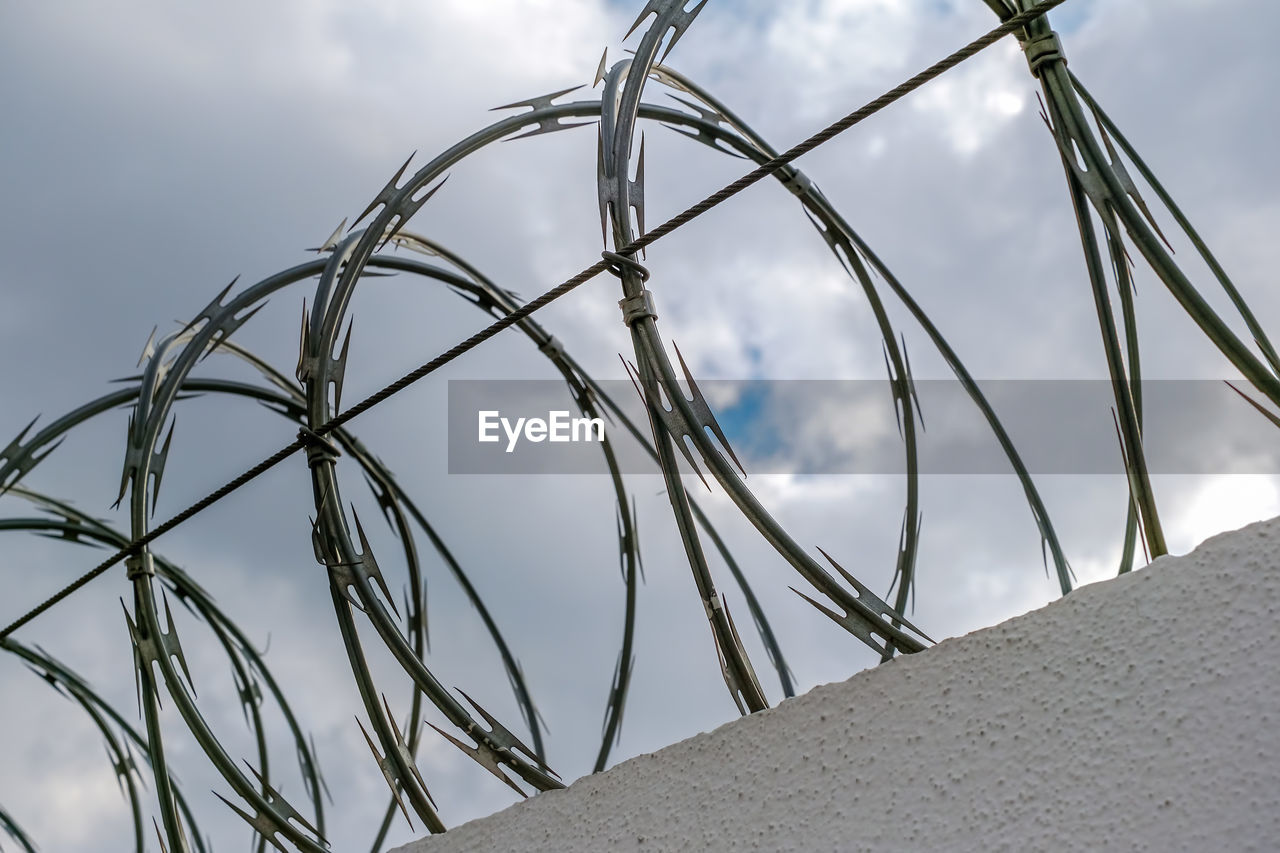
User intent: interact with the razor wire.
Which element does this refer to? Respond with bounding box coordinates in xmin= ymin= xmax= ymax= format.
xmin=0 ymin=0 xmax=1067 ymax=645
xmin=8 ymin=0 xmax=1279 ymax=848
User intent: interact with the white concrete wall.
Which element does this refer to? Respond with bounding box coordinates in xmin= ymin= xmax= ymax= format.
xmin=395 ymin=518 xmax=1280 ymax=852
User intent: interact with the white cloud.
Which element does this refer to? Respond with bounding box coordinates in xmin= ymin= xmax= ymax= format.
xmin=1166 ymin=475 xmax=1280 ymax=554
xmin=910 ymin=41 xmax=1030 ymax=156
xmin=2 ymin=0 xmax=1279 ymax=848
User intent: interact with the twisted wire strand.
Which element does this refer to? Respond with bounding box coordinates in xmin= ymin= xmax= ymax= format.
xmin=0 ymin=0 xmax=1070 ymax=641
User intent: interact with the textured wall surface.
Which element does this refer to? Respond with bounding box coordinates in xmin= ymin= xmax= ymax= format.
xmin=394 ymin=519 xmax=1280 ymax=852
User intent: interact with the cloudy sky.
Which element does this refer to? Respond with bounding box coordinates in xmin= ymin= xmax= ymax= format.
xmin=2 ymin=0 xmax=1278 ymax=850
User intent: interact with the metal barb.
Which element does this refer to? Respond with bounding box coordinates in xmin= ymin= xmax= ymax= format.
xmin=159 ymin=590 xmax=197 ymax=698
xmin=242 ymin=761 xmax=326 ymax=841
xmin=356 ymin=717 xmax=414 ymax=827
xmin=455 ymin=688 xmax=549 ymax=772
xmin=212 ymin=792 xmax=291 ymax=853
xmin=672 ymin=342 xmax=747 ymax=478
xmin=622 ymin=356 xmax=709 ymax=489
xmin=178 ymin=276 xmax=240 ymax=340
xmin=594 ymin=49 xmax=608 ymax=87
xmin=350 ymin=508 xmax=400 ymax=619
xmin=424 ymin=721 xmax=527 ymax=799
xmin=314 ymin=218 xmax=348 ymax=254
xmin=624 ymin=0 xmax=709 ymax=62
xmin=380 ymin=695 xmax=436 ymax=808
xmin=377 ymin=176 xmax=449 ymax=251
xmin=352 ymin=152 xmax=416 ymax=229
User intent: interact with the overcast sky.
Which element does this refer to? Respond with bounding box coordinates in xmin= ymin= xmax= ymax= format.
xmin=2 ymin=1 xmax=1279 ymax=850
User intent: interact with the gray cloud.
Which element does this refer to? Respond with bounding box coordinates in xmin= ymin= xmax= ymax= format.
xmin=2 ymin=0 xmax=1278 ymax=850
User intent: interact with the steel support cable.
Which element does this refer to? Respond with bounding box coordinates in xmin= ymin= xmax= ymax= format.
xmin=0 ymin=0 xmax=1073 ymax=641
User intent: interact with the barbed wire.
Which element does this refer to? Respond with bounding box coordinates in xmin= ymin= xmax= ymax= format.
xmin=0 ymin=0 xmax=1072 ymax=643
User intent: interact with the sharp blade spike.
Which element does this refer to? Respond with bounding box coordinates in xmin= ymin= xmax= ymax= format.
xmin=705 ymin=614 xmax=747 ymax=714
xmin=352 ymin=151 xmax=417 ymax=229
xmin=162 ymin=789 xmax=195 ymax=853
xmin=881 ymin=341 xmax=908 ymax=443
xmin=137 ymin=326 xmax=159 ymax=368
xmin=900 ymin=333 xmax=925 ymax=430
xmin=362 ymin=471 xmax=397 ymax=530
xmin=380 ymin=695 xmax=409 ymax=749
xmin=2 ymin=415 xmax=40 ymax=460
xmin=107 ymin=740 xmax=127 ymax=793
xmin=507 ymin=119 xmax=595 ymax=142
xmin=211 ymin=792 xmax=289 ymax=853
xmin=241 ymin=761 xmax=325 ymax=839
xmin=352 ymin=507 xmax=399 ymax=619
xmin=21 ymin=435 xmax=63 ymax=481
xmin=666 ymin=93 xmax=719 ymax=123
xmin=113 ymin=418 xmax=139 ymax=510
xmin=625 ymin=0 xmax=710 ymax=58
xmin=161 ymin=590 xmax=197 ymax=698
xmin=673 ymin=341 xmax=746 ymax=478
xmin=378 ymin=176 xmax=449 ymax=251
xmin=790 ymin=584 xmax=854 ymax=628
xmin=625 ymin=1 xmax=664 ymax=40
xmin=121 ymin=600 xmax=145 ymax=717
xmin=615 ymin=498 xmax=629 ymax=584
xmin=149 ymin=419 xmax=177 ymax=516
xmin=1089 ymin=103 xmax=1173 ymax=252
xmin=328 ymin=318 xmax=354 ymax=414
xmin=380 ymin=695 xmax=435 ymax=807
xmin=1226 ymin=381 xmax=1280 ymax=430
xmin=633 ymin=494 xmax=645 ymax=583
xmin=316 ymin=217 xmax=348 ymax=253
xmin=594 ymin=48 xmax=608 ymax=87
xmin=179 ymin=277 xmax=240 ymax=338
xmin=658 ymin=120 xmax=750 ymax=158
xmin=455 ymin=688 xmax=544 ymax=769
xmin=327 ymin=562 xmax=365 ymax=612
xmin=631 ymin=134 xmax=647 ymax=244
xmin=308 ymin=515 xmax=327 ymax=565
xmin=717 ymin=594 xmax=765 ymax=712
xmin=201 ymin=302 xmax=266 ymax=362
xmin=490 ymin=85 xmax=584 ymax=113
xmin=597 ymin=131 xmax=612 ymax=246
xmin=212 ymin=276 xmax=239 ymax=307
xmin=235 ymin=669 xmax=256 ymax=726
xmin=295 ymin=299 xmax=311 ymax=385
xmin=815 ymin=546 xmax=933 ymax=643
xmin=153 ymin=817 xmax=170 ymax=853
xmin=622 ymin=356 xmax=709 ymax=488
xmin=425 ymin=721 xmax=527 ymax=799
xmin=662 ymin=0 xmax=709 ymax=61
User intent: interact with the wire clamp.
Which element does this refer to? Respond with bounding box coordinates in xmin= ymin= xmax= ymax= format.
xmin=618 ymin=290 xmax=658 ymax=328
xmin=125 ymin=551 xmax=155 ymax=580
xmin=537 ymin=335 xmax=565 ymax=360
xmin=1023 ymin=31 xmax=1065 ymax=76
xmin=779 ymin=167 xmax=814 ymax=197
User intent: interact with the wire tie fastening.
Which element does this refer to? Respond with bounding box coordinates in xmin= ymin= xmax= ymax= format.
xmin=603 ymin=251 xmax=657 ymax=328
xmin=601 ymin=251 xmax=651 ymax=282
xmin=298 ymin=426 xmax=341 ymax=468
